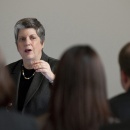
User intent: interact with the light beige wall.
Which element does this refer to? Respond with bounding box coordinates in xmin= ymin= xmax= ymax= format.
xmin=1 ymin=0 xmax=130 ymax=98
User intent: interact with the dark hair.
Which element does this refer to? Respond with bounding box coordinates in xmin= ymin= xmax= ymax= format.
xmin=14 ymin=18 xmax=45 ymax=44
xmin=0 ymin=52 xmax=15 ymax=107
xmin=118 ymin=42 xmax=130 ymax=76
xmin=45 ymin=45 xmax=111 ymax=130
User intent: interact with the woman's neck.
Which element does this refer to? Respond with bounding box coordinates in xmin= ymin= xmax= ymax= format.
xmin=23 ymin=52 xmax=42 ymax=69
xmin=23 ymin=61 xmax=33 ymax=69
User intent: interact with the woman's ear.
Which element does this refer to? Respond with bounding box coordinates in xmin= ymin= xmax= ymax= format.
xmin=41 ymin=42 xmax=44 ymax=49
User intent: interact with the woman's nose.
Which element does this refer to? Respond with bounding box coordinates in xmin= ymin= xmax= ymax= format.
xmin=25 ymin=37 xmax=31 ymax=45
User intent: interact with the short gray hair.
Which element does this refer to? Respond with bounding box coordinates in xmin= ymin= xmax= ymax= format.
xmin=14 ymin=18 xmax=45 ymax=44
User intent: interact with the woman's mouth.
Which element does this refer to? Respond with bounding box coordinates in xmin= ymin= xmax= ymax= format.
xmin=25 ymin=49 xmax=32 ymax=53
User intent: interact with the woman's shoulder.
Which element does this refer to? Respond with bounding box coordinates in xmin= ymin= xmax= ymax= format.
xmin=42 ymin=52 xmax=58 ymax=63
xmin=7 ymin=59 xmax=22 ymax=67
xmin=6 ymin=59 xmax=22 ymax=72
xmin=48 ymin=56 xmax=59 ymax=65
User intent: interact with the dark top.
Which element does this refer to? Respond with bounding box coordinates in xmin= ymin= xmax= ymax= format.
xmin=18 ymin=66 xmax=35 ymax=111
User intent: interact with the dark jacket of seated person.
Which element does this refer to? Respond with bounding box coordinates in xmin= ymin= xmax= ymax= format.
xmin=109 ymin=89 xmax=130 ymax=121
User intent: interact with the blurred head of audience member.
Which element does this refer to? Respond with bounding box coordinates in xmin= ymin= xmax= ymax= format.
xmin=0 ymin=49 xmax=15 ymax=108
xmin=118 ymin=42 xmax=130 ymax=91
xmin=108 ymin=42 xmax=130 ymax=126
xmin=43 ymin=45 xmax=111 ymax=130
xmin=0 ymin=49 xmax=40 ymax=130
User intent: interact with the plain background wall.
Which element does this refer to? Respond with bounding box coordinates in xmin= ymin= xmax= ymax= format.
xmin=0 ymin=0 xmax=130 ymax=98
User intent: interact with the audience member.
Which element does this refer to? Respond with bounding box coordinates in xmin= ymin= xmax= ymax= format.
xmin=0 ymin=49 xmax=15 ymax=109
xmin=110 ymin=42 xmax=130 ymax=121
xmin=38 ymin=45 xmax=128 ymax=130
xmin=7 ymin=18 xmax=58 ymax=117
xmin=0 ymin=50 xmax=39 ymax=130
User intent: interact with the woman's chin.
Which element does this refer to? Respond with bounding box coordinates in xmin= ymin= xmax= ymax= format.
xmin=23 ymin=57 xmax=35 ymax=61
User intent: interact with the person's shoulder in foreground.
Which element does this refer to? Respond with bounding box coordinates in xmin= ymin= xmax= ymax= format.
xmin=100 ymin=119 xmax=130 ymax=130
xmin=0 ymin=109 xmax=39 ymax=130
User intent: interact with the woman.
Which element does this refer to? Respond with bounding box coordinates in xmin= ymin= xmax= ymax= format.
xmin=42 ymin=45 xmax=111 ymax=130
xmin=7 ymin=18 xmax=58 ymax=117
xmin=41 ymin=45 xmax=126 ymax=130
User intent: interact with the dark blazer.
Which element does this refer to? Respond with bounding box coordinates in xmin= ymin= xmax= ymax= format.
xmin=109 ymin=89 xmax=130 ymax=121
xmin=0 ymin=109 xmax=39 ymax=130
xmin=7 ymin=52 xmax=58 ymax=117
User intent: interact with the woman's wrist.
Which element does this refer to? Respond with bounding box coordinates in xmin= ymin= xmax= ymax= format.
xmin=49 ymin=73 xmax=55 ymax=84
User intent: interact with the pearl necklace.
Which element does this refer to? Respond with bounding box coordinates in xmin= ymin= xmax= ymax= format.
xmin=22 ymin=66 xmax=35 ymax=80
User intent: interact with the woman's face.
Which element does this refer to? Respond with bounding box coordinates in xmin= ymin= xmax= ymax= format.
xmin=17 ymin=28 xmax=44 ymax=62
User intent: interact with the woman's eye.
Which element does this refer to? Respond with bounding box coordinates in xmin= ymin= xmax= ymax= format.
xmin=31 ymin=37 xmax=36 ymax=39
xmin=18 ymin=38 xmax=25 ymax=41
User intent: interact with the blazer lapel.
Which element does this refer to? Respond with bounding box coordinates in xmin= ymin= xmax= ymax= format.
xmin=11 ymin=61 xmax=22 ymax=108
